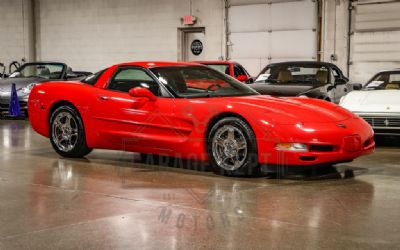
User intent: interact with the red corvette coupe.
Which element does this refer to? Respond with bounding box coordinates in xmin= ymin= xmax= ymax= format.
xmin=28 ymin=61 xmax=374 ymax=176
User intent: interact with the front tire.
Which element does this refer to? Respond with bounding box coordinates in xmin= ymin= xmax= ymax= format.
xmin=50 ymin=105 xmax=92 ymax=158
xmin=207 ymin=117 xmax=259 ymax=176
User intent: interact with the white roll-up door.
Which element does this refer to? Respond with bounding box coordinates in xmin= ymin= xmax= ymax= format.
xmin=350 ymin=0 xmax=400 ymax=83
xmin=227 ymin=0 xmax=318 ymax=76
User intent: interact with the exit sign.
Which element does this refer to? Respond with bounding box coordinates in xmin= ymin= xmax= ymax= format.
xmin=182 ymin=15 xmax=196 ymax=25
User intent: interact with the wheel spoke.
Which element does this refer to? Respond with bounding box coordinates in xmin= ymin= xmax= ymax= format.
xmin=237 ymin=139 xmax=247 ymax=150
xmin=65 ymin=115 xmax=72 ymax=128
xmin=214 ymin=137 xmax=225 ymax=148
xmin=232 ymin=153 xmax=239 ymax=164
xmin=221 ymin=155 xmax=230 ymax=163
xmin=54 ymin=120 xmax=61 ymax=127
xmin=58 ymin=137 xmax=67 ymax=144
xmin=227 ymin=128 xmax=235 ymax=140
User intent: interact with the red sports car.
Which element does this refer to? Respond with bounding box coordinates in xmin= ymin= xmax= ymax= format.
xmin=28 ymin=61 xmax=374 ymax=176
xmin=194 ymin=61 xmax=254 ymax=83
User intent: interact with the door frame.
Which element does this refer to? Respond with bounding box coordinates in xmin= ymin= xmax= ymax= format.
xmin=177 ymin=27 xmax=205 ymax=61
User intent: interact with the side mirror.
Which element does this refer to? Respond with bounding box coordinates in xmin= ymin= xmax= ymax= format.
xmin=352 ymin=83 xmax=362 ymax=90
xmin=236 ymin=74 xmax=248 ymax=82
xmin=129 ymin=87 xmax=157 ymax=101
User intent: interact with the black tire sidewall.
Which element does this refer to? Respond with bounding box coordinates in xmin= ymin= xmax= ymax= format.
xmin=207 ymin=117 xmax=259 ymax=176
xmin=49 ymin=105 xmax=91 ymax=158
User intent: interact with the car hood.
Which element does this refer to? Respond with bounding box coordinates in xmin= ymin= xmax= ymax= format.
xmin=248 ymin=82 xmax=317 ymax=96
xmin=226 ymin=95 xmax=352 ymax=124
xmin=0 ymin=77 xmax=47 ymax=92
xmin=340 ymin=90 xmax=400 ymax=113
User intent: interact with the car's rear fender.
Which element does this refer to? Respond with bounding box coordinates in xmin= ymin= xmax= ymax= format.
xmin=28 ymin=82 xmax=98 ymax=147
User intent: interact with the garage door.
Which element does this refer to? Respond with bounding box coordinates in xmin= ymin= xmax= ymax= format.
xmin=350 ymin=0 xmax=400 ymax=83
xmin=227 ymin=0 xmax=318 ymax=76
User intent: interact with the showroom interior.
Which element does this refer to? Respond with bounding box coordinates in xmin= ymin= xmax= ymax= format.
xmin=1 ymin=0 xmax=400 ymax=249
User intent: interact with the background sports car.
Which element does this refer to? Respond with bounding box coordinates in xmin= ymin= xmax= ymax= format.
xmin=248 ymin=61 xmax=361 ymax=103
xmin=340 ymin=70 xmax=400 ymax=136
xmin=0 ymin=62 xmax=91 ymax=116
xmin=28 ymin=61 xmax=374 ymax=176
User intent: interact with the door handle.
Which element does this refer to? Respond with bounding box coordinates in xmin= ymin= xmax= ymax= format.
xmin=98 ymin=95 xmax=110 ymax=101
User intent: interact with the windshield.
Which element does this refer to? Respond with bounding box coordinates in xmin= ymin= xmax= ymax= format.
xmin=255 ymin=64 xmax=330 ymax=85
xmin=365 ymin=72 xmax=400 ymax=90
xmin=9 ymin=63 xmax=65 ymax=79
xmin=203 ymin=64 xmax=230 ymax=75
xmin=150 ymin=66 xmax=258 ymax=98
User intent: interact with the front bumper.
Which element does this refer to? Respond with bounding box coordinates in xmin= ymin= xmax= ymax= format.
xmin=257 ymin=117 xmax=375 ymax=166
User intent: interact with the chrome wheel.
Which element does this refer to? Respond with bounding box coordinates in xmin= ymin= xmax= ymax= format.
xmin=52 ymin=111 xmax=79 ymax=152
xmin=212 ymin=125 xmax=248 ymax=171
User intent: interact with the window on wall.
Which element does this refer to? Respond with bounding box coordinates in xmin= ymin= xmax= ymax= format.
xmin=107 ymin=67 xmax=161 ymax=96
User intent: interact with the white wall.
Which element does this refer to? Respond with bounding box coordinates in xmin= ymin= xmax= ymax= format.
xmin=4 ymin=0 xmax=395 ymax=82
xmin=321 ymin=0 xmax=350 ymax=76
xmin=0 ymin=0 xmax=34 ymax=68
xmin=36 ymin=0 xmax=225 ymax=72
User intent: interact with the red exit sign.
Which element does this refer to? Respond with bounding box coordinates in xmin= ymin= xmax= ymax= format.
xmin=182 ymin=15 xmax=196 ymax=25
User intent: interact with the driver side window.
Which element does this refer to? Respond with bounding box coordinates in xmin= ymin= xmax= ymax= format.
xmin=108 ymin=67 xmax=161 ymax=96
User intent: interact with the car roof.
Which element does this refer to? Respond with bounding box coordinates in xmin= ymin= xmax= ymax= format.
xmin=375 ymin=69 xmax=400 ymax=73
xmin=117 ymin=61 xmax=203 ymax=68
xmin=266 ymin=61 xmax=338 ymax=68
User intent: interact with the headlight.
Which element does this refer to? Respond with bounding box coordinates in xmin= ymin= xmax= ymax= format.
xmin=298 ymin=95 xmax=308 ymax=98
xmin=276 ymin=143 xmax=308 ymax=152
xmin=20 ymin=83 xmax=37 ymax=94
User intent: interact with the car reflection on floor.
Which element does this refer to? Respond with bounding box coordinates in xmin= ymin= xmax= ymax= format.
xmin=1 ymin=120 xmax=399 ymax=249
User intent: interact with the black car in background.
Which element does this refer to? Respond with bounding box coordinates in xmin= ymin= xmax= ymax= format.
xmin=248 ymin=61 xmax=360 ymax=103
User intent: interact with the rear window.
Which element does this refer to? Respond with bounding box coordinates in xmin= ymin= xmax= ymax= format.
xmin=81 ymin=69 xmax=106 ymax=85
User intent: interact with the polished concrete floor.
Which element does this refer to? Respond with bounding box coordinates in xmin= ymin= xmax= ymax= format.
xmin=0 ymin=120 xmax=400 ymax=249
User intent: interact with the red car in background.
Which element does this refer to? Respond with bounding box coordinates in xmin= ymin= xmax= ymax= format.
xmin=28 ymin=61 xmax=374 ymax=177
xmin=194 ymin=61 xmax=254 ymax=83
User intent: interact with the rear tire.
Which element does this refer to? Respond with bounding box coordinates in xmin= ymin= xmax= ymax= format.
xmin=207 ymin=117 xmax=260 ymax=176
xmin=49 ymin=105 xmax=92 ymax=158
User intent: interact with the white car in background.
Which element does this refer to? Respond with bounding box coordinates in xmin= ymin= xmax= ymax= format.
xmin=340 ymin=70 xmax=400 ymax=136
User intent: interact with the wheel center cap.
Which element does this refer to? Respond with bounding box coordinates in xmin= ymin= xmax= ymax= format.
xmin=224 ymin=140 xmax=238 ymax=157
